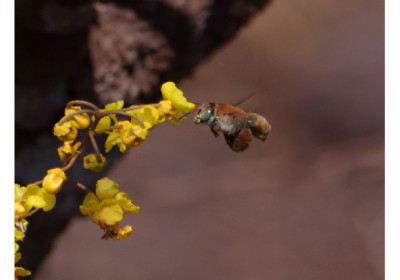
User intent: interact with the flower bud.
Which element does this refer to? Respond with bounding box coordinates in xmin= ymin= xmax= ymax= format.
xmin=65 ymin=106 xmax=91 ymax=129
xmin=42 ymin=168 xmax=67 ymax=194
xmin=57 ymin=141 xmax=80 ymax=163
xmin=54 ymin=121 xmax=78 ymax=142
xmin=83 ymin=153 xmax=106 ymax=172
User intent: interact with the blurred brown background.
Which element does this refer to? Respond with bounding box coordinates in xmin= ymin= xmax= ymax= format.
xmin=35 ymin=0 xmax=384 ymax=279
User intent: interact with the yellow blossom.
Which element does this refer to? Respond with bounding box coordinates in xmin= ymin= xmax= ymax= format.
xmin=93 ymin=100 xmax=124 ymax=131
xmin=104 ymin=121 xmax=149 ymax=152
xmin=160 ymin=82 xmax=195 ymax=125
xmin=95 ymin=200 xmax=124 ymax=226
xmin=103 ymin=100 xmax=124 ymax=112
xmin=15 ymin=227 xmax=25 ymax=242
xmin=116 ymin=225 xmax=133 ymax=240
xmin=103 ymin=100 xmax=124 ymax=123
xmin=65 ymin=106 xmax=91 ymax=129
xmin=96 ymin=177 xmax=119 ymax=200
xmin=15 ymin=266 xmax=31 ymax=279
xmin=83 ymin=153 xmax=106 ymax=172
xmin=57 ymin=141 xmax=80 ymax=163
xmin=79 ymin=177 xmax=140 ymax=239
xmin=158 ymin=100 xmax=172 ymax=118
xmin=15 ymin=184 xmax=56 ymax=220
xmin=42 ymin=168 xmax=67 ymax=194
xmin=53 ymin=121 xmax=78 ymax=142
xmin=167 ymin=108 xmax=185 ymax=126
xmin=124 ymin=124 xmax=148 ymax=147
xmin=161 ymin=81 xmax=196 ymax=113
xmin=94 ymin=115 xmax=112 ymax=131
xmin=105 ymin=132 xmax=126 ymax=153
xmin=128 ymin=105 xmax=161 ymax=129
xmin=15 ymin=250 xmax=21 ymax=263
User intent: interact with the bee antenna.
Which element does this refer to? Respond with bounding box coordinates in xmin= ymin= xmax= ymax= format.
xmin=233 ymin=89 xmax=266 ymax=106
xmin=179 ymin=106 xmax=197 ymax=119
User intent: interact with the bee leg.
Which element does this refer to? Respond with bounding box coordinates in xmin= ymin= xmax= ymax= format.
xmin=209 ymin=125 xmax=220 ymax=138
xmin=224 ymin=128 xmax=253 ymax=152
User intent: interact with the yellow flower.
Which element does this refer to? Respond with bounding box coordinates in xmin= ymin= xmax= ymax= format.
xmin=124 ymin=124 xmax=149 ymax=147
xmin=15 ymin=227 xmax=26 ymax=242
xmin=161 ymin=81 xmax=196 ymax=113
xmin=15 ymin=230 xmax=24 ymax=264
xmin=105 ymin=132 xmax=126 ymax=153
xmin=128 ymin=105 xmax=161 ymax=129
xmin=93 ymin=100 xmax=124 ymax=131
xmin=65 ymin=106 xmax=91 ymax=129
xmin=104 ymin=121 xmax=149 ymax=152
xmin=95 ymin=200 xmax=124 ymax=227
xmin=79 ymin=177 xmax=140 ymax=239
xmin=158 ymin=100 xmax=172 ymax=118
xmin=96 ymin=177 xmax=119 ymax=200
xmin=53 ymin=121 xmax=78 ymax=142
xmin=160 ymin=82 xmax=196 ymax=125
xmin=15 ymin=250 xmax=21 ymax=263
xmin=83 ymin=153 xmax=106 ymax=172
xmin=15 ymin=184 xmax=56 ymax=220
xmin=15 ymin=266 xmax=31 ymax=279
xmin=104 ymin=100 xmax=124 ymax=113
xmin=167 ymin=108 xmax=185 ymax=126
xmin=95 ymin=115 xmax=112 ymax=132
xmin=103 ymin=100 xmax=124 ymax=123
xmin=42 ymin=168 xmax=67 ymax=194
xmin=57 ymin=141 xmax=80 ymax=163
xmin=116 ymin=121 xmax=137 ymax=147
xmin=116 ymin=225 xmax=133 ymax=240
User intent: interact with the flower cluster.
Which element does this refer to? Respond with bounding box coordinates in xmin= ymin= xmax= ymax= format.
xmin=103 ymin=81 xmax=196 ymax=153
xmin=53 ymin=106 xmax=91 ymax=142
xmin=80 ymin=177 xmax=140 ymax=240
xmin=14 ymin=82 xmax=195 ymax=278
xmin=15 ymin=183 xmax=57 ymax=278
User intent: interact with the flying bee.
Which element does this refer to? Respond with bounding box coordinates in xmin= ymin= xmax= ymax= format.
xmin=194 ymin=103 xmax=271 ymax=152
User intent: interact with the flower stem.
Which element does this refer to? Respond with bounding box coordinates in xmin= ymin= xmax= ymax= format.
xmin=66 ymin=179 xmax=92 ymax=194
xmin=59 ymin=109 xmax=97 ymax=124
xmin=67 ymin=100 xmax=99 ymax=111
xmin=101 ymin=111 xmax=145 ymax=128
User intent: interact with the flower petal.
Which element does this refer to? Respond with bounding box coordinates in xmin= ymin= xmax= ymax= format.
xmin=24 ymin=184 xmax=56 ymax=212
xmin=79 ymin=192 xmax=100 ymax=216
xmin=94 ymin=199 xmax=124 ymax=226
xmin=115 ymin=192 xmax=140 ymax=213
xmin=96 ymin=177 xmax=119 ymax=200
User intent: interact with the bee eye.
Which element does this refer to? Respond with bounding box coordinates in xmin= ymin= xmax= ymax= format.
xmin=198 ymin=106 xmax=213 ymax=122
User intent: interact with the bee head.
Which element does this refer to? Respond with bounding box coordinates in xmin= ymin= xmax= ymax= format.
xmin=194 ymin=104 xmax=214 ymax=124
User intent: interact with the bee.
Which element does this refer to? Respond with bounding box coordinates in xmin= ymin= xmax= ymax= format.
xmin=194 ymin=103 xmax=271 ymax=152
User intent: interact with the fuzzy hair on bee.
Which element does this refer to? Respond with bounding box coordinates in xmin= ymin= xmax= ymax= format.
xmin=194 ymin=102 xmax=271 ymax=152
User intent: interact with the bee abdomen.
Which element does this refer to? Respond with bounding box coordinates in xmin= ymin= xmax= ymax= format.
xmin=247 ymin=113 xmax=271 ymax=141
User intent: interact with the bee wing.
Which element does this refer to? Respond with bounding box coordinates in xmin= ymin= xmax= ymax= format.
xmin=224 ymin=127 xmax=253 ymax=152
